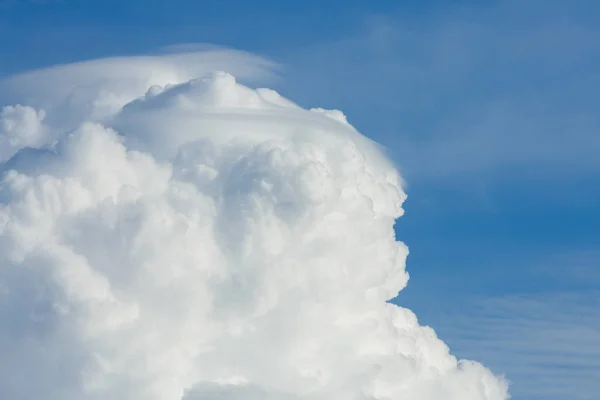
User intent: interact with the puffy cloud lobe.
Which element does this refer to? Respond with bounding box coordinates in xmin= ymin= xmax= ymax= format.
xmin=0 ymin=51 xmax=509 ymax=400
xmin=0 ymin=105 xmax=49 ymax=163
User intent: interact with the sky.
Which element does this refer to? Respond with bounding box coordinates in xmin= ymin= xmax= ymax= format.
xmin=1 ymin=0 xmax=599 ymax=399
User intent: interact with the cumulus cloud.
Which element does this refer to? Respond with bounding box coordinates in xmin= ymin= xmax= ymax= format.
xmin=0 ymin=48 xmax=509 ymax=399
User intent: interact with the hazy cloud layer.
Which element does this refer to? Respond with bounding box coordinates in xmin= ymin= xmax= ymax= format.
xmin=279 ymin=0 xmax=600 ymax=181
xmin=435 ymin=290 xmax=600 ymax=400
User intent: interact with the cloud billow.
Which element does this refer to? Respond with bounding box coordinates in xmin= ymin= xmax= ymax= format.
xmin=0 ymin=49 xmax=509 ymax=399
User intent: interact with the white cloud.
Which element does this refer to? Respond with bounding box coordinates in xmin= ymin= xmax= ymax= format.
xmin=0 ymin=49 xmax=509 ymax=399
xmin=0 ymin=47 xmax=277 ymax=130
xmin=0 ymin=105 xmax=49 ymax=162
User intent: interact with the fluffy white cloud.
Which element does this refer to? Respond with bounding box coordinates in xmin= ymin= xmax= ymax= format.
xmin=0 ymin=49 xmax=509 ymax=399
xmin=0 ymin=105 xmax=49 ymax=162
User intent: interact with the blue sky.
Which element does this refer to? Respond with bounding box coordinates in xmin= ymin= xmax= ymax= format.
xmin=1 ymin=0 xmax=599 ymax=398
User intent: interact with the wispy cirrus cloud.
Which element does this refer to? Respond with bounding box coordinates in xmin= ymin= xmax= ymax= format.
xmin=436 ymin=291 xmax=600 ymax=400
xmin=277 ymin=0 xmax=600 ymax=182
xmin=409 ymin=249 xmax=600 ymax=400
